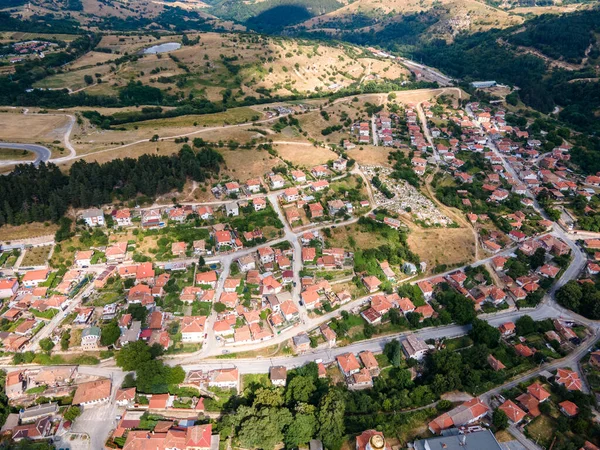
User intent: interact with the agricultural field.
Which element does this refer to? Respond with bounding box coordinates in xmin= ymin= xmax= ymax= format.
xmin=20 ymin=245 xmax=52 ymax=267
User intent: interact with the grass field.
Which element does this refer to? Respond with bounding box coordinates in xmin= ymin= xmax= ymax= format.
xmin=525 ymin=415 xmax=555 ymax=448
xmin=20 ymin=245 xmax=52 ymax=267
xmin=273 ymin=142 xmax=337 ymax=166
xmin=124 ymin=107 xmax=262 ymax=129
xmin=0 ymin=222 xmax=58 ymax=242
xmin=0 ymin=148 xmax=35 ymax=161
xmin=407 ymin=226 xmax=475 ymax=272
xmin=0 ymin=112 xmax=71 ymax=142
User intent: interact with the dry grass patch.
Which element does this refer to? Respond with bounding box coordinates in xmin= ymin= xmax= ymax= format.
xmin=221 ymin=147 xmax=280 ymax=181
xmin=407 ymin=227 xmax=475 ymax=272
xmin=274 ymin=142 xmax=337 ymax=166
xmin=0 ymin=113 xmax=71 ymax=142
xmin=0 ymin=223 xmax=58 ymax=243
xmin=347 ymin=146 xmax=393 ymax=166
xmin=326 ymin=223 xmax=387 ymax=250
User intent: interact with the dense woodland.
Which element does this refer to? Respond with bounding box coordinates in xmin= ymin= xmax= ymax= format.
xmin=0 ymin=145 xmax=223 ymax=227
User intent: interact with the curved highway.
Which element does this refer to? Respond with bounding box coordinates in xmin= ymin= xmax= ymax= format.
xmin=0 ymin=142 xmax=51 ymax=166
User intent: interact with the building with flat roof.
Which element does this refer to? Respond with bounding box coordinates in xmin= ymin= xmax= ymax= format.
xmin=414 ymin=430 xmax=502 ymax=450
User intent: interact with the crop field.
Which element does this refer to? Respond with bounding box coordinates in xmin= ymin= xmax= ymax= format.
xmin=21 ymin=245 xmax=52 ymax=267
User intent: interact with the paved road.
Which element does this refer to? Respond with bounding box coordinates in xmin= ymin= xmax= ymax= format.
xmin=0 ymin=142 xmax=51 ymax=166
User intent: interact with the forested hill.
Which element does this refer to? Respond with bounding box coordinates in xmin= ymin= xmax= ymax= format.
xmin=0 ymin=146 xmax=224 ymax=227
xmin=411 ymin=9 xmax=600 ymax=134
xmin=204 ymin=0 xmax=343 ymax=33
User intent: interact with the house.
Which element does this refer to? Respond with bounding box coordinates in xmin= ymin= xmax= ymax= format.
xmin=320 ymin=324 xmax=337 ymax=347
xmin=359 ymin=351 xmax=380 ymax=376
xmin=253 ymin=197 xmax=267 ymax=211
xmin=402 ymin=335 xmax=429 ymax=361
xmin=309 ymin=202 xmax=324 ymax=218
xmin=284 ymin=188 xmax=299 ymax=203
xmin=258 ymin=246 xmax=275 ymax=264
xmin=0 ymin=278 xmax=19 ymax=299
xmin=171 ymin=241 xmax=187 ymax=257
xmin=362 ymin=276 xmax=381 ymax=293
xmin=311 ymin=165 xmax=329 ymax=178
xmin=499 ymin=322 xmax=515 ymax=336
xmin=72 ymin=378 xmax=112 ymax=408
xmin=168 ymin=207 xmax=187 ymax=223
xmin=11 ymin=417 xmax=52 ymax=441
xmin=105 ymin=242 xmax=127 ymax=263
xmin=428 ymin=397 xmax=490 ymax=434
xmin=142 ymin=209 xmax=163 ymax=228
xmin=302 ymin=247 xmax=317 ymax=263
xmin=74 ymin=250 xmax=94 ymax=268
xmin=417 ymin=280 xmax=433 ymax=299
xmin=311 ymin=180 xmax=329 ymax=192
xmin=292 ymin=333 xmax=311 ymax=352
xmin=514 ymin=343 xmax=534 ymax=357
xmin=349 ymin=368 xmax=373 ymax=389
xmin=360 ymin=307 xmax=382 ymax=325
xmin=559 ymin=400 xmax=579 ymax=417
xmin=270 ymin=366 xmax=287 ymax=387
xmin=291 ymin=170 xmax=306 ymax=183
xmin=555 ymin=368 xmax=582 ymax=391
xmin=195 ymin=271 xmax=219 ymax=290
xmin=81 ymin=208 xmax=105 ymax=227
xmin=197 ymin=206 xmax=214 ymax=220
xmin=116 ymin=387 xmax=136 ymax=407
xmin=209 ymin=368 xmax=239 ymax=389
xmin=246 ymin=178 xmax=262 ymax=193
xmin=337 ymin=352 xmax=360 ymax=376
xmin=280 ymin=300 xmax=299 ymax=321
xmin=237 ymin=255 xmax=256 ymax=272
xmin=328 ymin=199 xmax=345 ymax=216
xmin=81 ymin=326 xmax=101 ymax=350
xmin=225 ymin=202 xmax=239 ymax=217
xmin=21 ymin=269 xmax=49 ymax=288
xmin=333 ymin=158 xmax=347 ymax=171
xmin=113 ymin=208 xmax=132 ymax=226
xmin=180 ymin=316 xmax=206 ymax=343
xmin=499 ymin=400 xmax=526 ymax=424
xmin=528 ymin=382 xmax=550 ymax=402
xmin=488 ymin=354 xmax=506 ymax=371
xmin=225 ymin=182 xmax=240 ymax=195
xmin=270 ymin=174 xmax=285 ymax=189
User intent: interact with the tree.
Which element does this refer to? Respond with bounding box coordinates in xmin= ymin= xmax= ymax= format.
xmin=116 ymin=340 xmax=153 ymax=371
xmin=127 ymin=303 xmax=148 ymax=323
xmin=384 ymin=339 xmax=403 ymax=367
xmin=285 ymin=412 xmax=317 ymax=448
xmin=556 ymin=280 xmax=583 ymax=311
xmin=529 ymin=247 xmax=546 ymax=270
xmin=318 ymin=390 xmax=345 ymax=450
xmin=253 ymin=388 xmax=284 ymax=407
xmin=214 ymin=302 xmax=226 ymax=313
xmin=469 ymin=318 xmax=500 ymax=348
xmin=64 ymin=405 xmax=81 ymax=421
xmin=285 ymin=376 xmax=316 ymax=405
xmin=515 ymin=315 xmax=536 ymax=336
xmin=84 ymin=74 xmax=94 ymax=85
xmin=493 ymin=409 xmax=508 ymax=430
xmin=39 ymin=338 xmax=54 ymax=354
xmin=237 ymin=407 xmax=292 ymax=450
xmin=101 ymin=320 xmax=121 ymax=346
xmin=363 ymin=323 xmax=375 ymax=339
